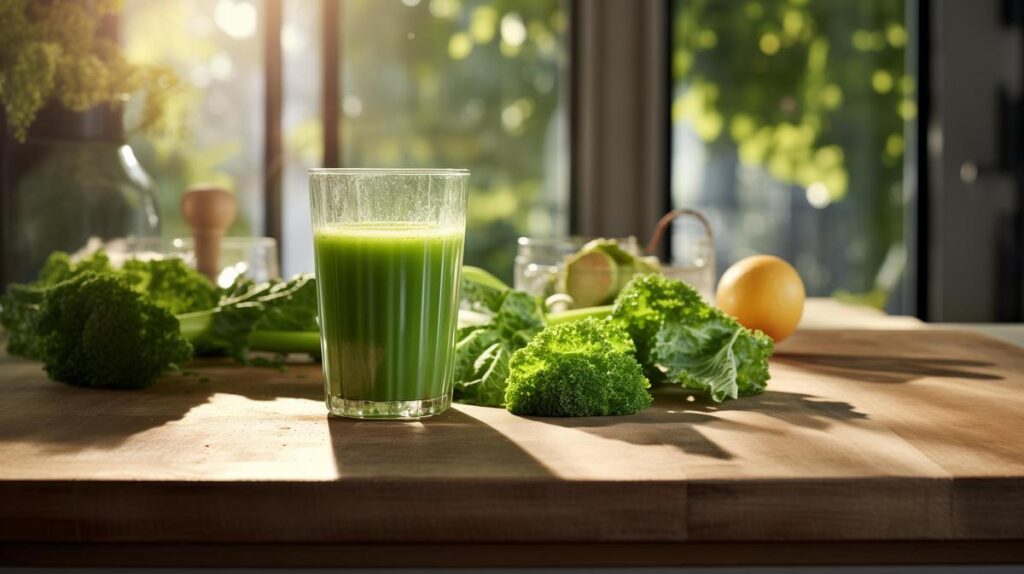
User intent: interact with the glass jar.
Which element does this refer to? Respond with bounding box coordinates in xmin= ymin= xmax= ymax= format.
xmin=1 ymin=105 xmax=160 ymax=285
xmin=513 ymin=236 xmax=588 ymax=297
xmin=514 ymin=236 xmax=648 ymax=307
xmin=168 ymin=236 xmax=280 ymax=287
xmin=650 ymin=208 xmax=716 ymax=302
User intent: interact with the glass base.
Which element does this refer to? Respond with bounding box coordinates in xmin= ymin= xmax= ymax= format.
xmin=327 ymin=394 xmax=451 ymax=420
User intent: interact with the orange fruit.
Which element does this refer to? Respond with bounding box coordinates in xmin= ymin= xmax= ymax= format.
xmin=716 ymin=255 xmax=805 ymax=342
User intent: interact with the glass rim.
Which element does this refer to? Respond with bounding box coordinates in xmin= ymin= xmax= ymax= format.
xmin=308 ymin=168 xmax=469 ymax=176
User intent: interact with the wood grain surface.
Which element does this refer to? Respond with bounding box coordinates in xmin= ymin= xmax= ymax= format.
xmin=1 ymin=309 xmax=1023 ymax=566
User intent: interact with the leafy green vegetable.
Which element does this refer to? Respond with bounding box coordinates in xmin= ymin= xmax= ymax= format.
xmin=1 ymin=251 xmax=321 ymax=389
xmin=545 ymin=304 xmax=613 ymax=326
xmin=454 ymin=265 xmax=547 ymax=406
xmin=453 ymin=286 xmax=546 ymax=406
xmin=33 ymin=250 xmax=219 ymax=315
xmin=1 ymin=272 xmax=192 ymax=389
xmin=121 ymin=258 xmax=221 ymax=315
xmin=177 ymin=273 xmax=319 ymax=361
xmin=0 ymin=282 xmax=47 ymax=359
xmin=36 ymin=251 xmax=114 ymax=287
xmin=504 ymin=318 xmax=651 ymax=417
xmin=612 ymin=273 xmax=773 ymax=402
xmin=461 ymin=264 xmax=511 ymax=311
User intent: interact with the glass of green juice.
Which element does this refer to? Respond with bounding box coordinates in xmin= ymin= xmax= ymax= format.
xmin=308 ymin=168 xmax=469 ymax=419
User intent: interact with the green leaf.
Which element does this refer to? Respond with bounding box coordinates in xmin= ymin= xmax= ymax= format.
xmin=655 ymin=324 xmax=741 ymax=402
xmin=470 ymin=342 xmax=511 ymax=407
xmin=614 ymin=273 xmax=773 ymax=403
xmin=461 ymin=265 xmax=509 ymax=313
xmin=452 ymin=287 xmax=546 ymax=408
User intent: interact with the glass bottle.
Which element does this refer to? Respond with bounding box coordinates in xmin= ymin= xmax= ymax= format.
xmin=0 ymin=104 xmax=160 ymax=285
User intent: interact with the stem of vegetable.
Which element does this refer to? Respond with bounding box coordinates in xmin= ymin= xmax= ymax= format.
xmin=545 ymin=305 xmax=614 ymax=325
xmin=248 ymin=330 xmax=321 ymax=354
xmin=176 ymin=310 xmax=212 ymax=341
xmin=176 ymin=310 xmax=320 ymax=354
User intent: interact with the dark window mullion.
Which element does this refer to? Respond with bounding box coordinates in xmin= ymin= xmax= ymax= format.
xmin=263 ymin=0 xmax=284 ymax=262
xmin=322 ymin=0 xmax=340 ymax=168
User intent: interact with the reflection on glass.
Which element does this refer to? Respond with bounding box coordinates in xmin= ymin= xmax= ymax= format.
xmin=671 ymin=0 xmax=907 ymax=310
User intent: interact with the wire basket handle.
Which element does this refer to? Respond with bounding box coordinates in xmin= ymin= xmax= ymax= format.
xmin=644 ymin=208 xmax=714 ymax=256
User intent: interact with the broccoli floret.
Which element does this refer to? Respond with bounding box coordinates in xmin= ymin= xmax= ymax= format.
xmin=504 ymin=318 xmax=651 ymax=417
xmin=22 ymin=272 xmax=192 ymax=389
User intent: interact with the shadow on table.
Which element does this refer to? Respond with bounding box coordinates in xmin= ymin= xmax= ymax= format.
xmin=0 ymin=358 xmax=322 ymax=451
xmin=327 ymin=407 xmax=553 ymax=478
xmin=534 ymin=387 xmax=867 ymax=461
xmin=774 ymin=352 xmax=1000 ymax=383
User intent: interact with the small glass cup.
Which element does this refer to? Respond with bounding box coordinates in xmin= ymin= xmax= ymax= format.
xmin=309 ymin=168 xmax=469 ymax=420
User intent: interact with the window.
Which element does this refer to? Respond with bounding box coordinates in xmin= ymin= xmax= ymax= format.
xmin=122 ymin=0 xmax=267 ymax=241
xmin=671 ymin=0 xmax=909 ymax=310
xmin=124 ymin=0 xmax=568 ymax=282
xmin=119 ymin=0 xmax=912 ymax=304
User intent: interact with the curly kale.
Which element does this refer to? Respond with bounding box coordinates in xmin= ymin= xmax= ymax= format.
xmin=2 ymin=272 xmax=192 ymax=389
xmin=34 ymin=250 xmax=219 ymax=314
xmin=453 ymin=267 xmax=547 ymax=407
xmin=612 ymin=273 xmax=773 ymax=402
xmin=504 ymin=318 xmax=651 ymax=417
xmin=1 ymin=251 xmax=320 ymax=389
xmin=121 ymin=258 xmax=221 ymax=315
xmin=179 ymin=273 xmax=320 ymax=361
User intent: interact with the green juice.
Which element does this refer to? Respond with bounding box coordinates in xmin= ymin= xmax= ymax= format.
xmin=314 ymin=223 xmax=465 ymax=413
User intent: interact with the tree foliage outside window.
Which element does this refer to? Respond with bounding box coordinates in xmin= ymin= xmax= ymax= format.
xmin=122 ymin=0 xmax=265 ymax=242
xmin=339 ymin=0 xmax=569 ymax=280
xmin=672 ymin=0 xmax=908 ymax=308
xmin=123 ymin=0 xmax=568 ymax=281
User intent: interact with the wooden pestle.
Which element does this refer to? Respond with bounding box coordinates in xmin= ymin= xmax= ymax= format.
xmin=181 ymin=185 xmax=236 ymax=281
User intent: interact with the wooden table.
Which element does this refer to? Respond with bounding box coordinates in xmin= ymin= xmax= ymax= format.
xmin=1 ymin=300 xmax=1023 ymax=567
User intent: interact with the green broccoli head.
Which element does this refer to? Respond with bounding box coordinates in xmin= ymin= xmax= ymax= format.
xmin=34 ymin=272 xmax=193 ymax=389
xmin=504 ymin=318 xmax=651 ymax=417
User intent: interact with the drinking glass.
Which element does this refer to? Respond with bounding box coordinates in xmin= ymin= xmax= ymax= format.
xmin=309 ymin=168 xmax=469 ymax=420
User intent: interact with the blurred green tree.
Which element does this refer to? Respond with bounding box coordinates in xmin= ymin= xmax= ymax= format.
xmin=341 ymin=0 xmax=568 ymax=280
xmin=673 ymin=0 xmax=908 ymax=303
